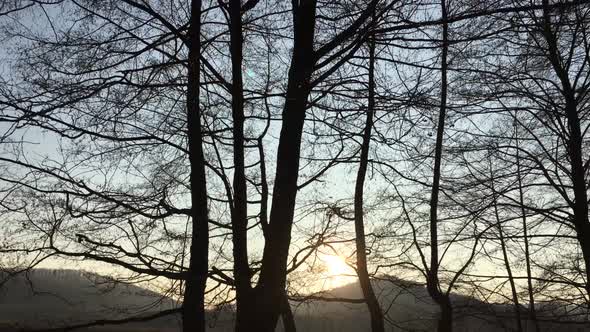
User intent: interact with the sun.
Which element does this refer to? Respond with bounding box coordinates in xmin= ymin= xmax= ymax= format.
xmin=322 ymin=254 xmax=349 ymax=276
xmin=319 ymin=254 xmax=356 ymax=287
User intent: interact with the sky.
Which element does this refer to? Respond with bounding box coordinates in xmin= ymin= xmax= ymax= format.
xmin=0 ymin=0 xmax=581 ymax=308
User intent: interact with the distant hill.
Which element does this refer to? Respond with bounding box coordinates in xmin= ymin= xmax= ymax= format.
xmin=1 ymin=269 xmax=588 ymax=331
xmin=288 ymin=277 xmax=438 ymax=331
xmin=288 ymin=277 xmax=590 ymax=332
xmin=0 ymin=269 xmax=181 ymax=331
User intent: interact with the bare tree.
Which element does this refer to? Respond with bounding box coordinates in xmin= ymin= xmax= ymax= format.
xmin=353 ymin=7 xmax=385 ymax=332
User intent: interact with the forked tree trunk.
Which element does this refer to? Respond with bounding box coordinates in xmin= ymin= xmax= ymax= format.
xmin=245 ymin=1 xmax=318 ymax=330
xmin=541 ymin=0 xmax=590 ymax=300
xmin=239 ymin=1 xmax=378 ymax=329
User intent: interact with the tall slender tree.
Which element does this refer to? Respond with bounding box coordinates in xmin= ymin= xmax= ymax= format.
xmin=353 ymin=7 xmax=385 ymax=332
xmin=182 ymin=1 xmax=209 ymax=331
xmin=426 ymin=1 xmax=453 ymax=330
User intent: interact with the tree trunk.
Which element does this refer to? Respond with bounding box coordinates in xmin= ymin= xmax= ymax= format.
xmin=239 ymin=1 xmax=377 ymax=329
xmin=353 ymin=13 xmax=385 ymax=332
xmin=428 ymin=1 xmax=452 ymax=331
xmin=541 ymin=0 xmax=590 ymax=299
xmin=228 ymin=0 xmax=254 ymax=330
xmin=514 ymin=118 xmax=540 ymax=332
xmin=564 ymin=96 xmax=590 ymax=299
xmin=182 ymin=1 xmax=209 ymax=331
xmin=490 ymin=161 xmax=523 ymax=332
xmin=437 ymin=297 xmax=453 ymax=332
xmin=245 ymin=1 xmax=318 ymax=330
xmin=281 ymin=292 xmax=296 ymax=332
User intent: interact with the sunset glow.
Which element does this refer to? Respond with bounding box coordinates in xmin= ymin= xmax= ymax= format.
xmin=320 ymin=254 xmax=356 ymax=287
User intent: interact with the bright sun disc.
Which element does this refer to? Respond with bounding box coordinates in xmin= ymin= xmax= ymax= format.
xmin=321 ymin=254 xmax=352 ymax=278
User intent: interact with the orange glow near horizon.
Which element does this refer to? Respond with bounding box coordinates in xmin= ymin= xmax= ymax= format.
xmin=319 ymin=253 xmax=357 ymax=288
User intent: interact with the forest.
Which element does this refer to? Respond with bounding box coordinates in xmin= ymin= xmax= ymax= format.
xmin=0 ymin=0 xmax=589 ymax=331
